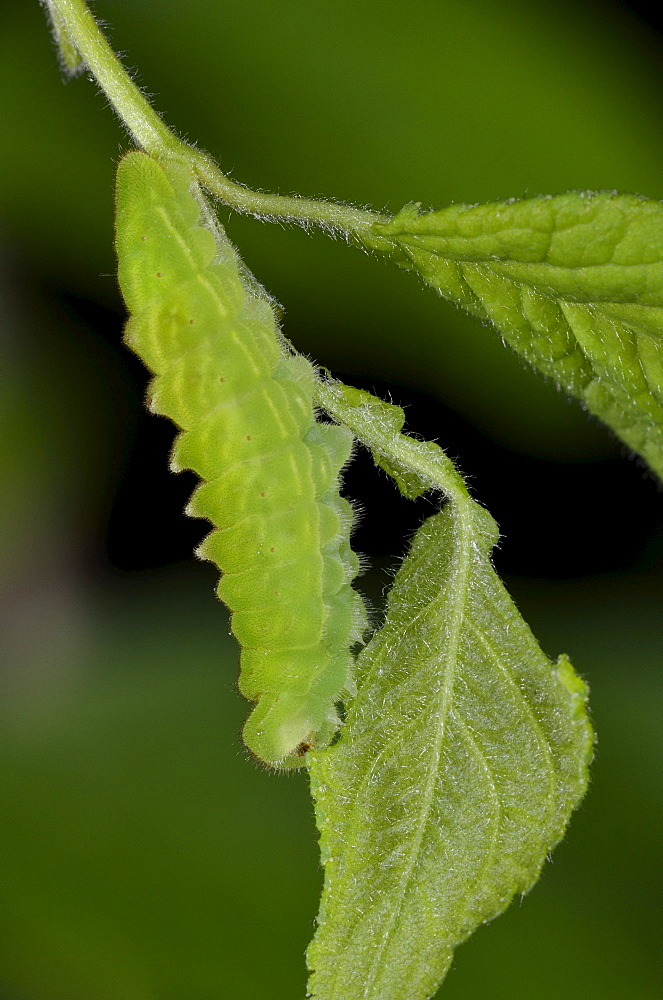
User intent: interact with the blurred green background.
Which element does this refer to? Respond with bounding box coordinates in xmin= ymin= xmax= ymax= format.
xmin=1 ymin=1 xmax=661 ymax=997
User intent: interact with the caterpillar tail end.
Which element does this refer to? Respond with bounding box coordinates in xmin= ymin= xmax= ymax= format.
xmin=242 ymin=694 xmax=340 ymax=770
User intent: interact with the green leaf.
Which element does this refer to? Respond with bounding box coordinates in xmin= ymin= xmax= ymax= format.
xmin=361 ymin=193 xmax=663 ymax=479
xmin=308 ymin=381 xmax=593 ymax=1000
xmin=327 ymin=383 xmax=431 ymax=499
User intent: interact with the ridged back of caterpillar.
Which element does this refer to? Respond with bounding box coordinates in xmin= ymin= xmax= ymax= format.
xmin=115 ymin=152 xmax=366 ymax=767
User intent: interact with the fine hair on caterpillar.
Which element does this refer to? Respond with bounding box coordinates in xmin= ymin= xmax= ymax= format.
xmin=115 ymin=150 xmax=368 ymax=768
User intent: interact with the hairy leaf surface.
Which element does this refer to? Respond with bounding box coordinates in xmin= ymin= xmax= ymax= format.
xmin=362 ymin=193 xmax=663 ymax=478
xmin=307 ymin=382 xmax=593 ymax=1000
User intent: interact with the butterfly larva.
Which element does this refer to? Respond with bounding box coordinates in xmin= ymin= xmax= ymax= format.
xmin=115 ymin=151 xmax=366 ymax=768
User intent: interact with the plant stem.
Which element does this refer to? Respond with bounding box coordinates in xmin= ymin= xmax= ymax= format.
xmin=42 ymin=0 xmax=387 ymax=234
xmin=42 ymin=0 xmax=180 ymax=156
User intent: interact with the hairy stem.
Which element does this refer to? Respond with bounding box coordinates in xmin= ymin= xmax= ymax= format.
xmin=41 ymin=0 xmax=180 ymax=154
xmin=42 ymin=0 xmax=386 ymax=233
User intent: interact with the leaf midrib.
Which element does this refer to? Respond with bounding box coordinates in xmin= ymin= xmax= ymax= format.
xmin=359 ymin=501 xmax=475 ymax=998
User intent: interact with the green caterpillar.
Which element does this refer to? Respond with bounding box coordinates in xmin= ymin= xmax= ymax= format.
xmin=114 ymin=151 xmax=366 ymax=768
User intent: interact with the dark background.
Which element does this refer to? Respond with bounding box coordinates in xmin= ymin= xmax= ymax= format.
xmin=0 ymin=1 xmax=661 ymax=998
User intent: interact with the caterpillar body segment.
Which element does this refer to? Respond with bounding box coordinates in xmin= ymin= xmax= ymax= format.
xmin=115 ymin=151 xmax=366 ymax=767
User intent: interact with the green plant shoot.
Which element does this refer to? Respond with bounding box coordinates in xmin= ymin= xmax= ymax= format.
xmin=43 ymin=3 xmax=663 ymax=999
